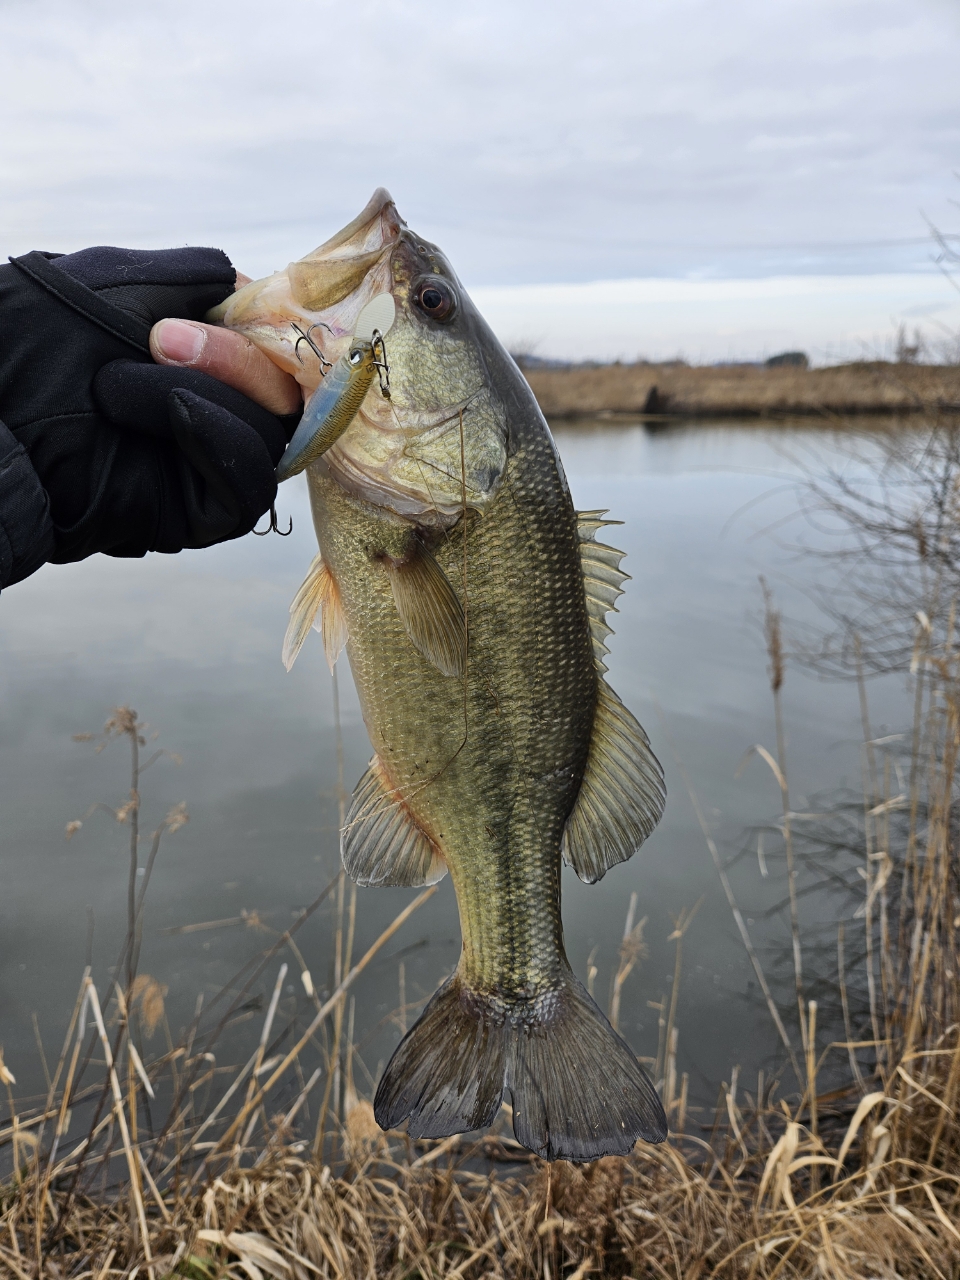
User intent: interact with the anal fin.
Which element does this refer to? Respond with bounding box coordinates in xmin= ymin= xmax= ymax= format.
xmin=282 ymin=553 xmax=347 ymax=672
xmin=562 ymin=679 xmax=666 ymax=884
xmin=342 ymin=756 xmax=447 ymax=887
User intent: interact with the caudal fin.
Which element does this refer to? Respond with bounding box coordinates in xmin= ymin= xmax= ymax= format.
xmin=373 ymin=970 xmax=666 ymax=1162
xmin=373 ymin=976 xmax=507 ymax=1139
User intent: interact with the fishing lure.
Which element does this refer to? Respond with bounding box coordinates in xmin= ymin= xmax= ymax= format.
xmin=276 ymin=294 xmax=395 ymax=482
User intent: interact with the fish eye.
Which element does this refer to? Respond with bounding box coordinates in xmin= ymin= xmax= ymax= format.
xmin=349 ymin=348 xmax=363 ymax=365
xmin=414 ymin=278 xmax=457 ymax=322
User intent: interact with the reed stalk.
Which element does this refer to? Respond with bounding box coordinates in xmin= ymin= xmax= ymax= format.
xmin=4 ymin=425 xmax=960 ymax=1275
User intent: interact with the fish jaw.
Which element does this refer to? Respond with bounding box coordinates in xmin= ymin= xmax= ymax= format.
xmin=206 ymin=188 xmax=404 ymax=390
xmin=321 ymin=229 xmax=508 ymax=522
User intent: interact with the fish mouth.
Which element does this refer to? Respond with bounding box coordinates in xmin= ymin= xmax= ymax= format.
xmin=206 ymin=189 xmax=404 ymax=333
xmin=311 ymin=188 xmax=404 ymax=259
xmin=286 ymin=189 xmax=404 ymax=314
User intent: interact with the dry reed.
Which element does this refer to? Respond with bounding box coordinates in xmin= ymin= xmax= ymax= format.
xmin=524 ymin=360 xmax=960 ymax=420
xmin=3 ymin=430 xmax=960 ymax=1276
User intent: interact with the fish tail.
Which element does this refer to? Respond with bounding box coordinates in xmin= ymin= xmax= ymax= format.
xmin=374 ymin=975 xmax=508 ymax=1139
xmin=506 ymin=971 xmax=668 ymax=1160
xmin=374 ymin=969 xmax=667 ymax=1161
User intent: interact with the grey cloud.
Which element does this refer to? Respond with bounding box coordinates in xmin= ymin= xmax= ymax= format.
xmin=0 ymin=0 xmax=956 ymax=284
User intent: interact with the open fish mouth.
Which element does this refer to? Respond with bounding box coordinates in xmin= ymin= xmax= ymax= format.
xmin=285 ymin=188 xmax=403 ymax=316
xmin=206 ymin=188 xmax=404 ymax=381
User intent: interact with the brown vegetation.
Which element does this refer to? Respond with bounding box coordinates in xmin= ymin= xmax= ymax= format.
xmin=3 ymin=427 xmax=960 ymax=1276
xmin=524 ymin=360 xmax=960 ymax=419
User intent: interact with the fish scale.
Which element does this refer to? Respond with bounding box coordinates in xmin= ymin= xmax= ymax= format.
xmin=311 ymin=417 xmax=591 ymax=997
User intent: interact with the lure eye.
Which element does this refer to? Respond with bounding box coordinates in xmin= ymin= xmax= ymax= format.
xmin=415 ymin=278 xmax=457 ymax=322
xmin=349 ymin=348 xmax=364 ymax=365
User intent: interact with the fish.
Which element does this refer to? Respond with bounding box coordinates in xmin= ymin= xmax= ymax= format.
xmin=210 ymin=189 xmax=668 ymax=1161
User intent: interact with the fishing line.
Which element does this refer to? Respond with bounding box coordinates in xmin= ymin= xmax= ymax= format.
xmin=459 ymin=404 xmax=470 ymax=700
xmin=420 ymin=407 xmax=474 ymax=780
xmin=332 ymin=664 xmax=346 ymax=832
xmin=340 ymin=395 xmax=480 ymax=834
xmin=353 ymin=410 xmax=476 ymax=828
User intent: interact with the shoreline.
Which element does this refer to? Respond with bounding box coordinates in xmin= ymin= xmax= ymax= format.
xmin=523 ymin=359 xmax=960 ymax=419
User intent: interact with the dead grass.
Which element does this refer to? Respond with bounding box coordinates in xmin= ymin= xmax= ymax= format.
xmin=3 ymin=438 xmax=960 ymax=1275
xmin=525 ymin=360 xmax=960 ymax=419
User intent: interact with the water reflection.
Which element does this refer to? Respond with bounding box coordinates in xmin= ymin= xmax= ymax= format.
xmin=0 ymin=420 xmax=909 ymax=1114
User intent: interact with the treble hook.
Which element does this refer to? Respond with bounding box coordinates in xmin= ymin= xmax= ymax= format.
xmin=253 ymin=503 xmax=293 ymax=537
xmin=291 ymin=322 xmax=334 ymax=375
xmin=371 ymin=329 xmax=391 ymax=399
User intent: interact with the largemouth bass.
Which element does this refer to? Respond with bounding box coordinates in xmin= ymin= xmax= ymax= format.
xmin=210 ymin=190 xmax=668 ymax=1161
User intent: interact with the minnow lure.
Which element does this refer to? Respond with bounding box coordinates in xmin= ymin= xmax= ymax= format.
xmin=276 ymin=293 xmax=395 ymax=482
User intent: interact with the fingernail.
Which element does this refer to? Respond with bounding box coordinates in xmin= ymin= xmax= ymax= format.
xmin=154 ymin=319 xmax=205 ymax=364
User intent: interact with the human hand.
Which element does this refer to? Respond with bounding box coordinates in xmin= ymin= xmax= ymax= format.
xmin=0 ymin=247 xmax=304 ymax=567
xmin=149 ymin=276 xmax=302 ymax=417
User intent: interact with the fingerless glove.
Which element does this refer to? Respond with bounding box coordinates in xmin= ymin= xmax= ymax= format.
xmin=0 ymin=245 xmax=300 ymax=584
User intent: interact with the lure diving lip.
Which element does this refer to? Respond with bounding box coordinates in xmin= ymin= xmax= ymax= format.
xmin=276 ymin=293 xmax=396 ymax=483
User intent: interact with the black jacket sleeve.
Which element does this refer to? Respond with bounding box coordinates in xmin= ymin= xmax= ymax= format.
xmin=0 ymin=419 xmax=54 ymax=589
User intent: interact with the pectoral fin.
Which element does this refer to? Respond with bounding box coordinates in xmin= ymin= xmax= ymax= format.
xmin=562 ymin=680 xmax=666 ymax=883
xmin=282 ymin=553 xmax=347 ymax=672
xmin=381 ymin=541 xmax=466 ymax=678
xmin=342 ymin=756 xmax=447 ymax=887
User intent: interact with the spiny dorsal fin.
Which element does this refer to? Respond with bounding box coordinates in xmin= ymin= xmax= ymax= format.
xmin=577 ymin=510 xmax=629 ymax=674
xmin=381 ymin=540 xmax=466 ymax=678
xmin=342 ymin=756 xmax=447 ymax=887
xmin=562 ymin=679 xmax=666 ymax=883
xmin=282 ymin=553 xmax=347 ymax=672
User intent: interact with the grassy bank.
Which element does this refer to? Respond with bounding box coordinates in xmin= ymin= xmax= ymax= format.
xmin=525 ymin=360 xmax=960 ymax=420
xmin=3 ymin=429 xmax=960 ymax=1277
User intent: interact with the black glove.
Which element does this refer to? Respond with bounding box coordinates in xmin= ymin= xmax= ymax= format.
xmin=0 ymin=420 xmax=54 ymax=588
xmin=0 ymin=245 xmax=300 ymax=567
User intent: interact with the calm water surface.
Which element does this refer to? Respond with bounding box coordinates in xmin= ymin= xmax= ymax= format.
xmin=0 ymin=421 xmax=907 ymax=1118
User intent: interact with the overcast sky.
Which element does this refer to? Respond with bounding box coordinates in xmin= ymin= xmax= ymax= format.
xmin=1 ymin=0 xmax=958 ymax=359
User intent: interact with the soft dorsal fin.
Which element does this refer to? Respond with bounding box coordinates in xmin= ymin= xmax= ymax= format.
xmin=282 ymin=553 xmax=347 ymax=672
xmin=342 ymin=756 xmax=448 ymax=887
xmin=563 ymin=512 xmax=665 ymax=883
xmin=381 ymin=540 xmax=466 ymax=678
xmin=577 ymin=510 xmax=629 ymax=674
xmin=562 ymin=679 xmax=666 ymax=883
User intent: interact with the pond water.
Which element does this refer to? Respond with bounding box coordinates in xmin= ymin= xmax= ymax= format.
xmin=0 ymin=420 xmax=909 ymax=1125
